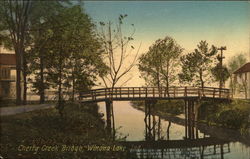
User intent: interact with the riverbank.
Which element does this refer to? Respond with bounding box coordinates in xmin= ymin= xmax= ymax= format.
xmin=131 ymin=99 xmax=250 ymax=146
xmin=0 ymin=102 xmax=127 ymax=159
xmin=132 ymin=99 xmax=250 ymax=131
xmin=199 ymin=99 xmax=250 ymax=131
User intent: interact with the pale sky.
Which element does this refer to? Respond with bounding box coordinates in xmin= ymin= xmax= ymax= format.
xmin=84 ymin=1 xmax=250 ymax=87
xmin=2 ymin=1 xmax=249 ymax=87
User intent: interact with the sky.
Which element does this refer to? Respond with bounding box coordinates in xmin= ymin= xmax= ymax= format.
xmin=83 ymin=1 xmax=250 ymax=87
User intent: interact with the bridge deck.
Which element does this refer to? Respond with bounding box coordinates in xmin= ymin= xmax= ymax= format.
xmin=79 ymin=86 xmax=230 ymax=102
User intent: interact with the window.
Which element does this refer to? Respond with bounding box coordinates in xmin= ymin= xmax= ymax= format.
xmin=0 ymin=68 xmax=10 ymax=79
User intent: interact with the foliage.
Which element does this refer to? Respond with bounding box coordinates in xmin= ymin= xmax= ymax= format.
xmin=138 ymin=36 xmax=183 ymax=88
xmin=228 ymin=53 xmax=247 ymax=74
xmin=0 ymin=103 xmax=130 ymax=159
xmin=23 ymin=3 xmax=107 ymax=113
xmin=131 ymin=100 xmax=183 ymax=115
xmin=0 ymin=0 xmax=33 ymax=105
xmin=199 ymin=100 xmax=250 ymax=130
xmin=179 ymin=41 xmax=217 ymax=88
xmin=47 ymin=5 xmax=105 ymax=114
xmin=211 ymin=64 xmax=230 ymax=85
xmin=154 ymin=100 xmax=184 ymax=115
xmin=216 ymin=108 xmax=249 ymax=129
xmin=227 ymin=53 xmax=248 ymax=98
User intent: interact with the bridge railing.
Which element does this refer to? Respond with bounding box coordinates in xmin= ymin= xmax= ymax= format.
xmin=79 ymin=87 xmax=230 ymax=102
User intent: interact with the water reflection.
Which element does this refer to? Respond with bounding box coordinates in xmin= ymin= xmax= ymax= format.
xmin=127 ymin=143 xmax=230 ymax=159
xmin=98 ymin=101 xmax=250 ymax=159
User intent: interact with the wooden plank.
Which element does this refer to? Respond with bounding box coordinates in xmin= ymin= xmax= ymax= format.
xmin=139 ymin=87 xmax=141 ymax=98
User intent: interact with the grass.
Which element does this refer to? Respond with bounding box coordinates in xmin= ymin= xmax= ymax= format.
xmin=0 ymin=102 xmax=128 ymax=159
xmin=231 ymin=99 xmax=250 ymax=112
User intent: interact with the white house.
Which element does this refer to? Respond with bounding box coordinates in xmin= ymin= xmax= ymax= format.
xmin=233 ymin=62 xmax=250 ymax=99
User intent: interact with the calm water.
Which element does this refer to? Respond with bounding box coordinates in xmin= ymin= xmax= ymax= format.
xmin=98 ymin=101 xmax=250 ymax=159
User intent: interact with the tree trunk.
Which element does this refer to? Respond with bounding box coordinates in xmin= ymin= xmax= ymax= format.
xmin=111 ymin=84 xmax=116 ymax=140
xmin=58 ymin=52 xmax=63 ymax=117
xmin=58 ymin=77 xmax=62 ymax=116
xmin=39 ymin=55 xmax=45 ymax=104
xmin=166 ymin=62 xmax=170 ymax=98
xmin=15 ymin=47 xmax=22 ymax=105
xmin=157 ymin=117 xmax=161 ymax=139
xmin=199 ymin=70 xmax=204 ymax=96
xmin=156 ymin=70 xmax=161 ymax=97
xmin=23 ymin=51 xmax=27 ymax=105
xmin=229 ymin=76 xmax=233 ymax=98
xmin=71 ymin=70 xmax=75 ymax=102
xmin=166 ymin=121 xmax=171 ymax=140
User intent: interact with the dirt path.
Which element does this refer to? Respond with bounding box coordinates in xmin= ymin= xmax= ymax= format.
xmin=0 ymin=104 xmax=55 ymax=116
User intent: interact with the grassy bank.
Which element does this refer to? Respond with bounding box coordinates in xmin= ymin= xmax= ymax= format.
xmin=200 ymin=99 xmax=250 ymax=131
xmin=0 ymin=102 xmax=128 ymax=159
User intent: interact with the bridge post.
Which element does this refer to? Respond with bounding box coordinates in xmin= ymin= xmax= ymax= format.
xmin=185 ymin=99 xmax=198 ymax=139
xmin=184 ymin=100 xmax=187 ymax=138
xmin=195 ymin=100 xmax=201 ymax=139
xmin=187 ymin=100 xmax=192 ymax=139
xmin=105 ymin=100 xmax=113 ymax=135
xmin=144 ymin=99 xmax=157 ymax=141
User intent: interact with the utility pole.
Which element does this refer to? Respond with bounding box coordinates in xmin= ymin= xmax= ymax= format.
xmin=217 ymin=46 xmax=226 ymax=97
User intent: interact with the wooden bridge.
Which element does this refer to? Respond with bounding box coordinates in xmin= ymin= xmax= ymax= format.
xmin=79 ymin=86 xmax=230 ymax=137
xmin=79 ymin=86 xmax=230 ymax=102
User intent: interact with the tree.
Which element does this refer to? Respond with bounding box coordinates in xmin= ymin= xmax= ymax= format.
xmin=27 ymin=1 xmax=69 ymax=104
xmin=179 ymin=41 xmax=217 ymax=94
xmin=227 ymin=54 xmax=247 ymax=98
xmin=211 ymin=64 xmax=230 ymax=87
xmin=138 ymin=36 xmax=183 ymax=96
xmin=0 ymin=0 xmax=71 ymax=105
xmin=29 ymin=1 xmax=79 ymax=105
xmin=98 ymin=14 xmax=140 ymax=88
xmin=41 ymin=5 xmax=104 ymax=116
xmin=97 ymin=15 xmax=139 ymax=137
xmin=0 ymin=0 xmax=32 ymax=105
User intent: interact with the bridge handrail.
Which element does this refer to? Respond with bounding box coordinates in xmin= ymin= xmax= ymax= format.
xmin=79 ymin=86 xmax=230 ymax=102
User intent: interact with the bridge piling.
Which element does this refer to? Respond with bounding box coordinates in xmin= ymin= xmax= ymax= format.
xmin=105 ymin=100 xmax=113 ymax=135
xmin=184 ymin=99 xmax=200 ymax=139
xmin=145 ymin=99 xmax=157 ymax=141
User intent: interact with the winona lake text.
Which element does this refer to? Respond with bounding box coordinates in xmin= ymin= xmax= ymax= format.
xmin=17 ymin=144 xmax=126 ymax=154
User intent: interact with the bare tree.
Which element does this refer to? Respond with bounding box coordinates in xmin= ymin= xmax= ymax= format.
xmin=98 ymin=14 xmax=140 ymax=88
xmin=98 ymin=15 xmax=140 ymax=138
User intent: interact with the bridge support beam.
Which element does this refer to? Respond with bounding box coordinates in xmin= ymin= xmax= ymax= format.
xmin=184 ymin=99 xmax=200 ymax=139
xmin=105 ymin=100 xmax=113 ymax=136
xmin=144 ymin=99 xmax=157 ymax=141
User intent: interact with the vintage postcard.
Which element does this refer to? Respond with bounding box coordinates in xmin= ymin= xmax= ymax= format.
xmin=0 ymin=1 xmax=250 ymax=159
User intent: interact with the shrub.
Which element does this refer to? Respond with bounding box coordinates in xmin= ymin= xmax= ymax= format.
xmin=217 ymin=109 xmax=248 ymax=129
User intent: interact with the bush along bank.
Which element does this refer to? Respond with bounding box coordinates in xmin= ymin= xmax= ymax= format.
xmin=0 ymin=102 xmax=130 ymax=159
xmin=131 ymin=99 xmax=250 ymax=133
xmin=198 ymin=99 xmax=250 ymax=133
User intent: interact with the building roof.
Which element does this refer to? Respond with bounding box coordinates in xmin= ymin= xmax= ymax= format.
xmin=233 ymin=62 xmax=250 ymax=74
xmin=0 ymin=54 xmax=16 ymax=66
